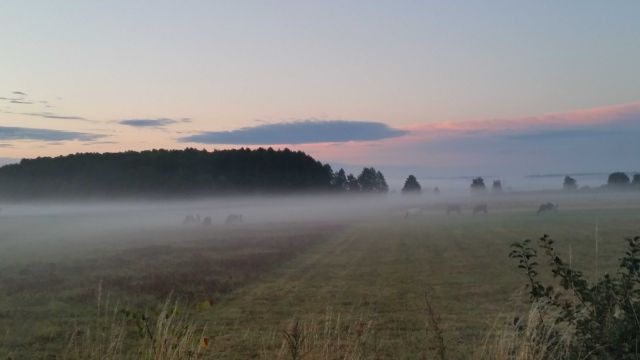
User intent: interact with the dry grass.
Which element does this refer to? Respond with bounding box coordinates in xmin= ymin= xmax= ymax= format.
xmin=63 ymin=286 xmax=207 ymax=360
xmin=61 ymin=295 xmax=580 ymax=360
xmin=63 ymin=285 xmax=127 ymax=359
xmin=474 ymin=300 xmax=573 ymax=360
xmin=265 ymin=311 xmax=376 ymax=360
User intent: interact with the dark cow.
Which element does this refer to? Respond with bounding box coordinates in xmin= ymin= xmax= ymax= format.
xmin=404 ymin=208 xmax=422 ymax=219
xmin=183 ymin=214 xmax=197 ymax=226
xmin=446 ymin=204 xmax=462 ymax=215
xmin=537 ymin=202 xmax=558 ymax=215
xmin=184 ymin=214 xmax=206 ymax=226
xmin=473 ymin=203 xmax=488 ymax=214
xmin=225 ymin=214 xmax=243 ymax=225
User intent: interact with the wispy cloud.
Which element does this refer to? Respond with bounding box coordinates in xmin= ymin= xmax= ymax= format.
xmin=9 ymin=100 xmax=32 ymax=105
xmin=406 ymin=101 xmax=640 ymax=137
xmin=21 ymin=112 xmax=89 ymax=121
xmin=181 ymin=120 xmax=408 ymax=145
xmin=83 ymin=140 xmax=118 ymax=145
xmin=118 ymin=118 xmax=188 ymax=128
xmin=0 ymin=91 xmax=48 ymax=107
xmin=0 ymin=126 xmax=103 ymax=142
xmin=505 ymin=128 xmax=622 ymax=141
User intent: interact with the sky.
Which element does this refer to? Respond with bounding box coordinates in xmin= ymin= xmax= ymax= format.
xmin=1 ymin=1 xmax=639 ymax=177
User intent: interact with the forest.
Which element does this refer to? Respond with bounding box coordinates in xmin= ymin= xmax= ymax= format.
xmin=0 ymin=148 xmax=388 ymax=199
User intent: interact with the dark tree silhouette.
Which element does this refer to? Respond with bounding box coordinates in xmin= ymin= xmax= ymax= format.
xmin=470 ymin=177 xmax=486 ymax=193
xmin=608 ymin=172 xmax=630 ymax=187
xmin=357 ymin=167 xmax=388 ymax=193
xmin=492 ymin=180 xmax=503 ymax=194
xmin=332 ymin=168 xmax=348 ymax=190
xmin=401 ymin=175 xmax=421 ymax=194
xmin=346 ymin=174 xmax=360 ymax=192
xmin=632 ymin=174 xmax=640 ymax=187
xmin=0 ymin=148 xmax=345 ymax=199
xmin=375 ymin=170 xmax=389 ymax=193
xmin=563 ymin=176 xmax=578 ymax=191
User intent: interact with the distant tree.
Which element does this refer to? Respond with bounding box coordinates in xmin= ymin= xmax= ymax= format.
xmin=470 ymin=177 xmax=486 ymax=194
xmin=357 ymin=167 xmax=388 ymax=193
xmin=608 ymin=172 xmax=630 ymax=187
xmin=401 ymin=175 xmax=421 ymax=194
xmin=563 ymin=176 xmax=578 ymax=191
xmin=433 ymin=186 xmax=440 ymax=194
xmin=492 ymin=180 xmax=503 ymax=194
xmin=332 ymin=168 xmax=347 ymax=190
xmin=323 ymin=164 xmax=334 ymax=177
xmin=357 ymin=168 xmax=376 ymax=192
xmin=346 ymin=174 xmax=360 ymax=192
xmin=376 ymin=170 xmax=389 ymax=193
xmin=633 ymin=174 xmax=640 ymax=188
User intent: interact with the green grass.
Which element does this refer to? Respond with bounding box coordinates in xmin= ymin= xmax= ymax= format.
xmin=200 ymin=207 xmax=640 ymax=358
xmin=1 ymin=198 xmax=639 ymax=358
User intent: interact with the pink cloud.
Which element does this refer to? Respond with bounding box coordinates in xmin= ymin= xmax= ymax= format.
xmin=408 ymin=101 xmax=640 ymax=136
xmin=298 ymin=101 xmax=640 ymax=167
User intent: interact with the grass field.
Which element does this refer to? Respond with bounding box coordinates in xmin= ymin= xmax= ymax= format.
xmin=1 ymin=193 xmax=639 ymax=358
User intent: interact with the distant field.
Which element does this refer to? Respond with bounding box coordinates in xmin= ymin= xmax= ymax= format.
xmin=1 ymin=193 xmax=639 ymax=358
xmin=201 ymin=205 xmax=640 ymax=358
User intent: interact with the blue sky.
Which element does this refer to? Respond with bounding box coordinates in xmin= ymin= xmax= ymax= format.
xmin=1 ymin=1 xmax=639 ymax=174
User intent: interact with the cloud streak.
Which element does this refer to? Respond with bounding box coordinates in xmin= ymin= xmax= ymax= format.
xmin=505 ymin=128 xmax=623 ymax=141
xmin=21 ymin=112 xmax=89 ymax=121
xmin=181 ymin=120 xmax=408 ymax=144
xmin=0 ymin=126 xmax=102 ymax=142
xmin=118 ymin=118 xmax=188 ymax=128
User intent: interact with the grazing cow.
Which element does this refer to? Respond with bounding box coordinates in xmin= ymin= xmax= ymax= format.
xmin=225 ymin=214 xmax=243 ymax=225
xmin=184 ymin=214 xmax=208 ymax=226
xmin=404 ymin=208 xmax=422 ymax=219
xmin=473 ymin=203 xmax=488 ymax=214
xmin=537 ymin=202 xmax=558 ymax=215
xmin=183 ymin=214 xmax=197 ymax=226
xmin=202 ymin=216 xmax=212 ymax=226
xmin=446 ymin=204 xmax=462 ymax=215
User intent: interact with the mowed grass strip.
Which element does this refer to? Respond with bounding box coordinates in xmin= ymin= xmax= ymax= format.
xmin=204 ymin=207 xmax=640 ymax=358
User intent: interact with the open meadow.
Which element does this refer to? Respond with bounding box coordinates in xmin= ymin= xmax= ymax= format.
xmin=1 ymin=192 xmax=639 ymax=359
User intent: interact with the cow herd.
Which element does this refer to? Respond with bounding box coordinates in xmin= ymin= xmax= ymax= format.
xmin=405 ymin=202 xmax=560 ymax=218
xmin=183 ymin=213 xmax=243 ymax=226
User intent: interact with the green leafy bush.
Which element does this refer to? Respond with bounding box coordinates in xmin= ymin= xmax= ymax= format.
xmin=510 ymin=235 xmax=640 ymax=359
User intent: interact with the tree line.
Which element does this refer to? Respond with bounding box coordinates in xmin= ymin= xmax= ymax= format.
xmin=0 ymin=148 xmax=389 ymax=199
xmin=563 ymin=172 xmax=640 ymax=191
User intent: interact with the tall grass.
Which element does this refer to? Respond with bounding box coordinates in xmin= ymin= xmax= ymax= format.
xmin=263 ymin=311 xmax=376 ymax=360
xmin=60 ymin=293 xmax=579 ymax=359
xmin=475 ymin=301 xmax=573 ymax=360
xmin=63 ymin=286 xmax=207 ymax=360
xmin=64 ymin=286 xmax=127 ymax=359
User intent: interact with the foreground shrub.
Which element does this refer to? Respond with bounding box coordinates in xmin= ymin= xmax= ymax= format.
xmin=509 ymin=235 xmax=640 ymax=359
